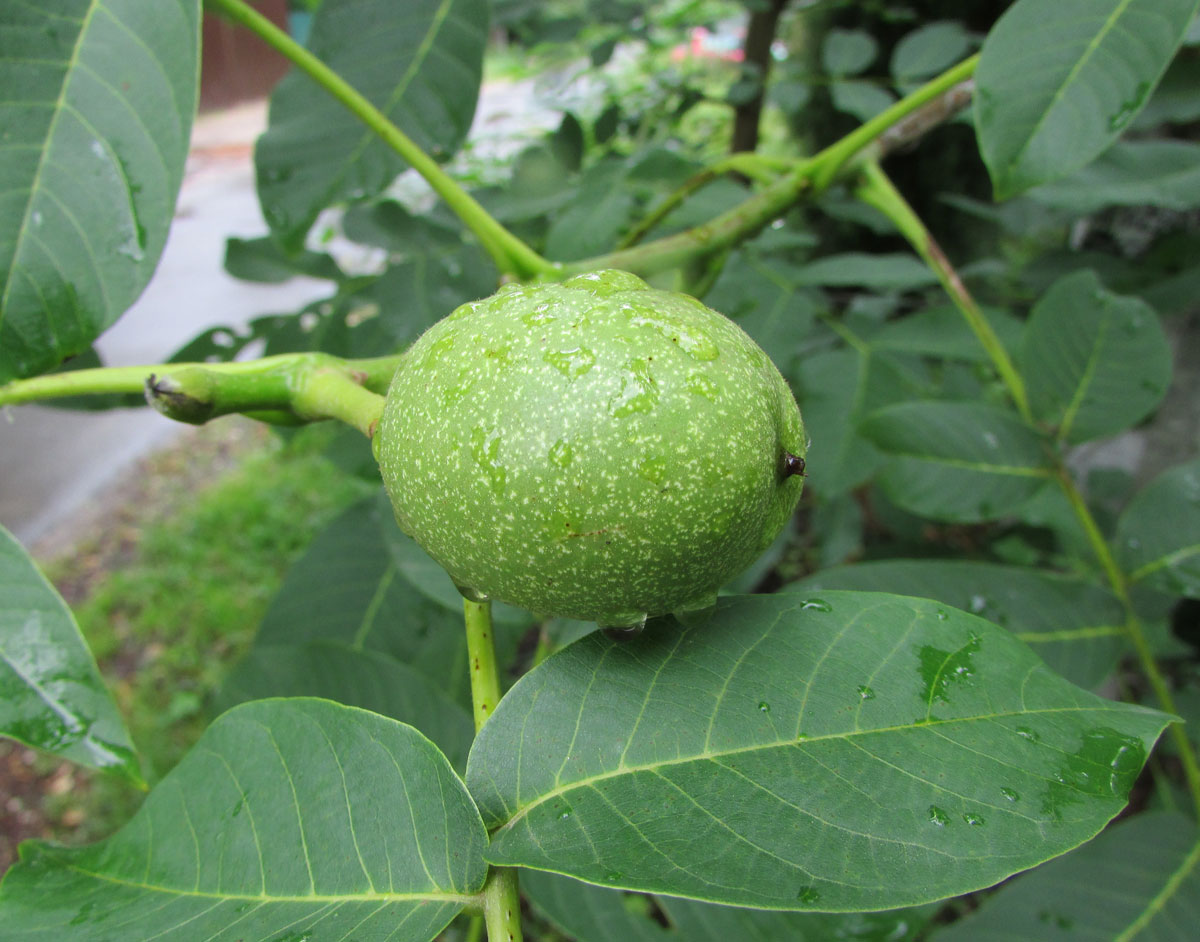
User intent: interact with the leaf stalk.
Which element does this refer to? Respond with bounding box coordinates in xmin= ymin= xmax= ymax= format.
xmin=206 ymin=0 xmax=556 ymax=281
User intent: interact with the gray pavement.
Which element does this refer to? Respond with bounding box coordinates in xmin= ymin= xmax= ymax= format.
xmin=1 ymin=82 xmax=560 ymax=549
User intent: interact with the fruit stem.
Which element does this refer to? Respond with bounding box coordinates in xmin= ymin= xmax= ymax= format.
xmin=463 ymin=598 xmax=525 ymax=942
xmin=1 ymin=352 xmax=399 ymax=438
xmin=207 ymin=0 xmax=557 ymax=282
xmin=853 ymin=160 xmax=1032 ymax=423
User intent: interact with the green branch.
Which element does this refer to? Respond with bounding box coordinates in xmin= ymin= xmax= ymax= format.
xmin=0 ymin=352 xmax=401 ymax=438
xmin=854 ymin=160 xmax=1031 ymax=422
xmin=1054 ymin=467 xmax=1200 ymax=819
xmin=206 ymin=0 xmax=557 ymax=281
xmin=571 ymin=54 xmax=979 ymax=280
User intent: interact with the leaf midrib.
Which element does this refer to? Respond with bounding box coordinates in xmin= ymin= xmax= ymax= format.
xmin=1002 ymin=0 xmax=1138 ymax=178
xmin=54 ymin=863 xmax=478 ymax=905
xmin=489 ymin=701 xmax=1149 ymax=830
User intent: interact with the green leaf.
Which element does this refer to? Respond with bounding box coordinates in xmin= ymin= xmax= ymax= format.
xmin=829 ymin=81 xmax=897 ymax=123
xmin=704 ymin=252 xmax=817 ymax=376
xmin=255 ymin=495 xmax=527 ymax=707
xmin=1028 ymin=139 xmax=1200 ymax=213
xmin=217 ymin=641 xmax=474 ymax=771
xmin=1117 ymin=457 xmax=1200 ymax=596
xmin=255 ymin=0 xmax=487 ymax=251
xmin=974 ymin=0 xmax=1200 ymax=198
xmin=872 ymin=304 xmax=1023 ymax=363
xmin=0 ymin=0 xmax=200 ymax=381
xmin=545 ymin=158 xmax=637 ymax=262
xmin=789 ymin=561 xmax=1126 ymax=690
xmin=467 ymin=592 xmax=1169 ymax=911
xmin=0 ymin=525 xmax=139 ymax=783
xmin=794 ymin=253 xmax=937 ymax=292
xmin=860 ymin=401 xmax=1054 ymax=522
xmin=821 ymin=29 xmax=877 ymax=77
xmin=891 ymin=22 xmax=973 ymax=83
xmin=931 ymin=813 xmax=1200 ymax=941
xmin=795 ymin=348 xmax=932 ymax=499
xmin=0 ymin=699 xmax=487 ymax=940
xmin=522 ymin=870 xmax=932 ymax=942
xmin=223 ymin=236 xmax=343 ymax=284
xmin=1018 ymin=271 xmax=1172 ymax=443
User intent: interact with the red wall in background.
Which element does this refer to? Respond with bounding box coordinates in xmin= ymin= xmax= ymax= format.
xmin=200 ymin=0 xmax=291 ymax=110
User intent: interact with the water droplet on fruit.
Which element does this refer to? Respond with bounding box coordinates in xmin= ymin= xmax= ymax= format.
xmin=610 ymin=358 xmax=659 ymax=417
xmin=928 ymin=805 xmax=949 ymax=827
xmin=470 ymin=425 xmax=507 ymax=496
xmin=628 ymin=313 xmax=720 ymax=360
xmin=637 ymin=455 xmax=668 ymax=484
xmin=452 ymin=578 xmax=489 ymax=603
xmin=601 ymin=615 xmax=648 ymax=639
xmin=543 ymin=346 xmax=596 ymax=378
xmin=548 ymin=439 xmax=574 ymax=468
xmin=685 ymin=371 xmax=718 ymax=400
xmin=800 ymin=598 xmax=832 ymax=612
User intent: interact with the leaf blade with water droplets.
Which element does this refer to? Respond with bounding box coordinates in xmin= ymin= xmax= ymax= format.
xmin=0 ymin=524 xmax=140 ymax=783
xmin=466 ymin=592 xmax=1169 ymax=911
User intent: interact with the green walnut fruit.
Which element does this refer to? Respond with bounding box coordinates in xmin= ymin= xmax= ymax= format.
xmin=375 ymin=270 xmax=806 ymax=627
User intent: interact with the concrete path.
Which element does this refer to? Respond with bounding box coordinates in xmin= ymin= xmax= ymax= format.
xmin=0 ymin=80 xmax=560 ymax=548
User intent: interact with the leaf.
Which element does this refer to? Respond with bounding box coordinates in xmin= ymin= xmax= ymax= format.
xmin=467 ymin=592 xmax=1170 ymax=911
xmin=793 ymin=253 xmax=937 ymax=292
xmin=931 ymin=812 xmax=1200 ymax=941
xmin=0 ymin=699 xmax=488 ymax=940
xmin=974 ymin=0 xmax=1199 ymax=198
xmin=522 ymin=869 xmax=932 ymax=942
xmin=789 ymin=561 xmax=1126 ymax=690
xmin=871 ymin=304 xmax=1023 ymax=363
xmin=891 ymin=22 xmax=973 ymax=83
xmin=0 ymin=524 xmax=139 ymax=783
xmin=1030 ymin=138 xmax=1200 ymax=213
xmin=860 ymin=401 xmax=1054 ymax=522
xmin=255 ymin=0 xmax=487 ymax=251
xmin=223 ymin=236 xmax=343 ymax=284
xmin=217 ymin=641 xmax=474 ymax=771
xmin=795 ymin=348 xmax=932 ymax=499
xmin=821 ymin=29 xmax=878 ymax=76
xmin=704 ymin=252 xmax=816 ymax=377
xmin=255 ymin=495 xmax=527 ymax=707
xmin=545 ymin=158 xmax=637 ymax=262
xmin=1018 ymin=271 xmax=1172 ymax=443
xmin=0 ymin=0 xmax=200 ymax=381
xmin=1117 ymin=457 xmax=1200 ymax=597
xmin=830 ymin=81 xmax=896 ymax=122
